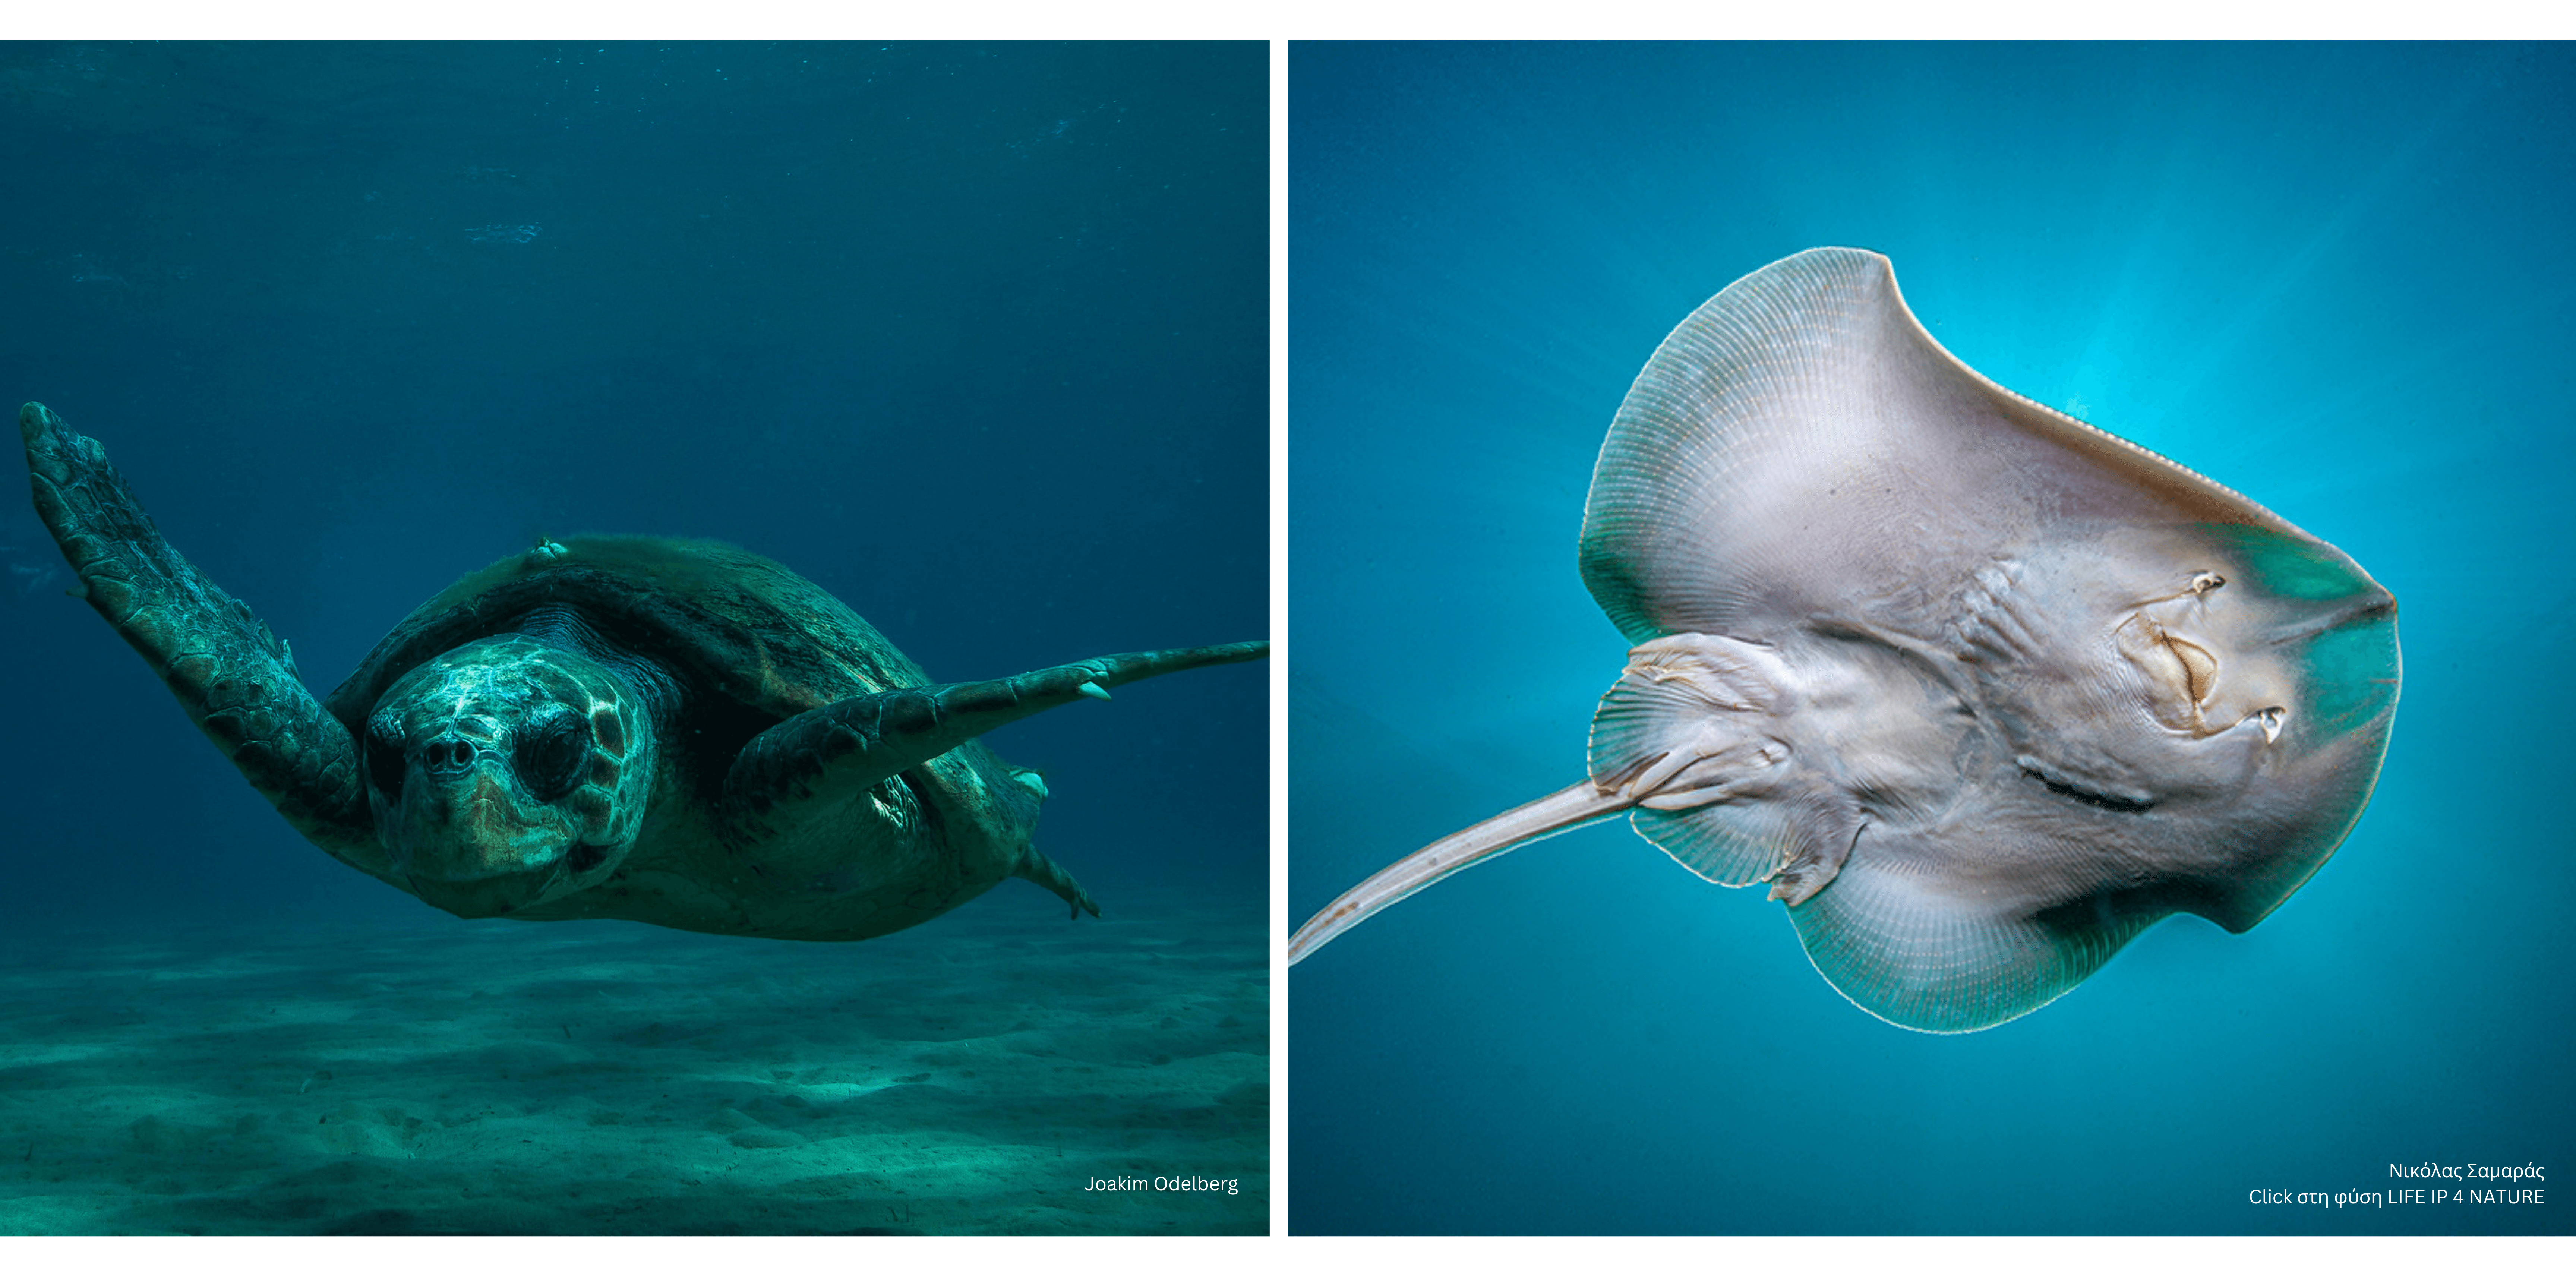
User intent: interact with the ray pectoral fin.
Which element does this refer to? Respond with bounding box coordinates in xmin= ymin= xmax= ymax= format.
xmin=18 ymin=403 xmax=378 ymax=866
xmin=1287 ymin=782 xmax=1633 ymax=966
xmin=722 ymin=640 xmax=1267 ymax=824
xmin=1786 ymin=842 xmax=2158 ymax=1033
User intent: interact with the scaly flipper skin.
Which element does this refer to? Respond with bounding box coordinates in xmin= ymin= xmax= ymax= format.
xmin=723 ymin=641 xmax=1266 ymax=916
xmin=19 ymin=402 xmax=381 ymax=867
xmin=1013 ymin=845 xmax=1101 ymax=920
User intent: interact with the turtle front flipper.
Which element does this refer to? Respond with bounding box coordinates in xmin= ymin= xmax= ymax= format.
xmin=20 ymin=403 xmax=381 ymax=867
xmin=725 ymin=641 xmax=1268 ymax=822
xmin=720 ymin=641 xmax=1266 ymax=912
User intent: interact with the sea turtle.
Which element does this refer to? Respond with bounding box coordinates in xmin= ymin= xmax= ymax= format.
xmin=20 ymin=402 xmax=1265 ymax=940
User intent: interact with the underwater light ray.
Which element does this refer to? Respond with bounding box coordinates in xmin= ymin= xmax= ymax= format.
xmin=2148 ymin=60 xmax=2510 ymax=417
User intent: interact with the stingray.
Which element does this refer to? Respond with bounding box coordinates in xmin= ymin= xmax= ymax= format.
xmin=1289 ymin=247 xmax=2400 ymax=1032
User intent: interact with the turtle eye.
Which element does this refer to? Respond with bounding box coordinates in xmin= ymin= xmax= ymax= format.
xmin=514 ymin=707 xmax=591 ymax=804
xmin=364 ymin=713 xmax=407 ymax=799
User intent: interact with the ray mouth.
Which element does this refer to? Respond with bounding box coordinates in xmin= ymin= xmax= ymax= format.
xmin=2113 ymin=612 xmax=2228 ymax=733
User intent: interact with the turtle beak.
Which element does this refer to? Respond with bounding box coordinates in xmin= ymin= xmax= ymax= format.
xmin=384 ymin=757 xmax=578 ymax=918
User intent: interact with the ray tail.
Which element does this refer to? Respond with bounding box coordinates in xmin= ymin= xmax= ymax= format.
xmin=1288 ymin=781 xmax=1632 ymax=965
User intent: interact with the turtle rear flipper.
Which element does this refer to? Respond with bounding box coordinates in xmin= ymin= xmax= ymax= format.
xmin=1016 ymin=844 xmax=1099 ymax=919
xmin=20 ymin=402 xmax=381 ymax=867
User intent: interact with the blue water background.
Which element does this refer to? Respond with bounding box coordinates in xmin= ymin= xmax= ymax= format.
xmin=1289 ymin=41 xmax=2574 ymax=1235
xmin=0 ymin=42 xmax=1267 ymax=941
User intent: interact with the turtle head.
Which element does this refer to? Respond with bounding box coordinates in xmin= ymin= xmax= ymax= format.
xmin=360 ymin=635 xmax=659 ymax=918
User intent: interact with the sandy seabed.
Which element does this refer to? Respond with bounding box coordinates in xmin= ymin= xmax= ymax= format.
xmin=0 ymin=896 xmax=1266 ymax=1235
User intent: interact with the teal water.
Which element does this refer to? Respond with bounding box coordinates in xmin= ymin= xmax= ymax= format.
xmin=1289 ymin=41 xmax=2574 ymax=1235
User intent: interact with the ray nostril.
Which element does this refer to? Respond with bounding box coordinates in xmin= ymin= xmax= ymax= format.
xmin=2258 ymin=707 xmax=2286 ymax=745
